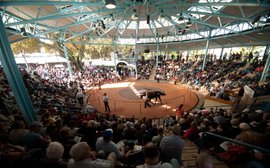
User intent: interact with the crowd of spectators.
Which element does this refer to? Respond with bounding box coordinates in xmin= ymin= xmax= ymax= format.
xmin=0 ymin=50 xmax=270 ymax=168
xmin=153 ymin=53 xmax=270 ymax=100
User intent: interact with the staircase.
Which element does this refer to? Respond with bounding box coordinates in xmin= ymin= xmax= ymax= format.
xmin=182 ymin=140 xmax=229 ymax=168
xmin=187 ymin=61 xmax=199 ymax=71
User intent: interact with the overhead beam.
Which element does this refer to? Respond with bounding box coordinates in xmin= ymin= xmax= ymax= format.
xmin=161 ymin=2 xmax=270 ymax=8
xmin=32 ymin=10 xmax=122 ymax=37
xmin=6 ymin=9 xmax=124 ymax=27
xmin=0 ymin=1 xmax=105 ymax=6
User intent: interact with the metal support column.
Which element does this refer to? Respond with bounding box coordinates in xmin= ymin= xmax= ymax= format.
xmin=112 ymin=38 xmax=117 ymax=75
xmin=263 ymin=45 xmax=269 ymax=61
xmin=220 ymin=48 xmax=224 ymax=60
xmin=0 ymin=18 xmax=37 ymax=127
xmin=134 ymin=38 xmax=138 ymax=79
xmin=202 ymin=30 xmax=211 ymax=70
xmin=260 ymin=54 xmax=270 ymax=82
xmin=156 ymin=37 xmax=159 ymax=68
xmin=62 ymin=41 xmax=74 ymax=81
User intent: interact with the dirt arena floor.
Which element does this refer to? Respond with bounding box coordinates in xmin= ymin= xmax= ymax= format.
xmin=87 ymin=79 xmax=200 ymax=119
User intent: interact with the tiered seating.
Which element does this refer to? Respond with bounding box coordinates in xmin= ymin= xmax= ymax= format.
xmin=182 ymin=140 xmax=229 ymax=168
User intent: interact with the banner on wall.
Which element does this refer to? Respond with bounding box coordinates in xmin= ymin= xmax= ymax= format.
xmin=240 ymin=85 xmax=255 ymax=107
xmin=244 ymin=85 xmax=255 ymax=98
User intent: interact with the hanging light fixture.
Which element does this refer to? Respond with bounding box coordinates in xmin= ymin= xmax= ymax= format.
xmin=20 ymin=27 xmax=28 ymax=36
xmin=105 ymin=0 xmax=116 ymax=9
xmin=158 ymin=10 xmax=164 ymax=20
xmin=186 ymin=18 xmax=192 ymax=27
xmin=131 ymin=9 xmax=138 ymax=20
xmin=109 ymin=14 xmax=115 ymax=22
xmin=178 ymin=12 xmax=184 ymax=21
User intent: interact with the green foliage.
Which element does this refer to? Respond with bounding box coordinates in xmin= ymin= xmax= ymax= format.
xmin=11 ymin=38 xmax=42 ymax=55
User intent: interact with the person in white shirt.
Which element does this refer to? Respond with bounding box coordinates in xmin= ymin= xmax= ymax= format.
xmin=102 ymin=93 xmax=110 ymax=112
xmin=156 ymin=73 xmax=160 ymax=83
xmin=76 ymin=89 xmax=85 ymax=106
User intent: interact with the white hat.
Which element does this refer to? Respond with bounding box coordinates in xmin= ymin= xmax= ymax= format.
xmin=242 ymin=108 xmax=250 ymax=113
xmin=250 ymin=121 xmax=258 ymax=128
xmin=239 ymin=122 xmax=251 ymax=131
xmin=255 ymin=109 xmax=264 ymax=113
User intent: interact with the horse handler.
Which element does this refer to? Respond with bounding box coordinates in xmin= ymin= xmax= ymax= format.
xmin=142 ymin=93 xmax=151 ymax=108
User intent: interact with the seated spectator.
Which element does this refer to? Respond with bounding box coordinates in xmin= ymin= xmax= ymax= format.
xmin=183 ymin=121 xmax=199 ymax=142
xmin=96 ymin=129 xmax=125 ymax=161
xmin=22 ymin=121 xmax=51 ymax=150
xmin=152 ymin=127 xmax=164 ymax=147
xmin=41 ymin=141 xmax=67 ymax=168
xmin=136 ymin=142 xmax=179 ymax=168
xmin=196 ymin=153 xmax=214 ymax=168
xmin=68 ymin=142 xmax=116 ymax=168
xmin=159 ymin=125 xmax=184 ymax=164
xmin=0 ymin=133 xmax=26 ymax=165
xmin=8 ymin=120 xmax=29 ymax=146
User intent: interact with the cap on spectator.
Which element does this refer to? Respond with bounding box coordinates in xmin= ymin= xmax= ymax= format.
xmin=255 ymin=109 xmax=264 ymax=113
xmin=203 ymin=118 xmax=209 ymax=122
xmin=242 ymin=108 xmax=250 ymax=113
xmin=250 ymin=121 xmax=258 ymax=128
xmin=239 ymin=122 xmax=250 ymax=131
xmin=103 ymin=129 xmax=113 ymax=138
xmin=31 ymin=121 xmax=42 ymax=127
xmin=189 ymin=113 xmax=194 ymax=116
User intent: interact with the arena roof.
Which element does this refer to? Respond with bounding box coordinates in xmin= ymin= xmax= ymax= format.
xmin=0 ymin=0 xmax=270 ymax=51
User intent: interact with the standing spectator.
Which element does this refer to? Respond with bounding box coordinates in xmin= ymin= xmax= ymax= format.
xmin=75 ymin=89 xmax=85 ymax=106
xmin=103 ymin=93 xmax=110 ymax=112
xmin=156 ymin=73 xmax=161 ymax=83
xmin=79 ymin=83 xmax=85 ymax=94
xmin=175 ymin=104 xmax=184 ymax=120
xmin=159 ymin=125 xmax=185 ymax=164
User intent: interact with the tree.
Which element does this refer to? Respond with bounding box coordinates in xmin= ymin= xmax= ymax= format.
xmin=11 ymin=38 xmax=42 ymax=56
xmin=85 ymin=44 xmax=113 ymax=60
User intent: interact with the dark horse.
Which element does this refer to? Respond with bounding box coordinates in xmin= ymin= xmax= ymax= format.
xmin=140 ymin=90 xmax=166 ymax=104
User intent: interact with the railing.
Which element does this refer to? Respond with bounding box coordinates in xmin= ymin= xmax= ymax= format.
xmin=89 ymin=89 xmax=193 ymax=119
xmin=199 ymin=132 xmax=270 ymax=155
xmin=202 ymin=103 xmax=256 ymax=113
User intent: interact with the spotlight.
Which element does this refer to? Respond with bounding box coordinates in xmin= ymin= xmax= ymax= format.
xmin=178 ymin=13 xmax=184 ymax=21
xmin=99 ymin=20 xmax=106 ymax=30
xmin=265 ymin=18 xmax=270 ymax=25
xmin=105 ymin=0 xmax=116 ymax=9
xmin=20 ymin=27 xmax=28 ymax=36
xmin=131 ymin=9 xmax=138 ymax=20
xmin=182 ymin=29 xmax=186 ymax=35
xmin=186 ymin=18 xmax=192 ymax=27
xmin=158 ymin=10 xmax=164 ymax=20
xmin=109 ymin=14 xmax=115 ymax=22
xmin=252 ymin=15 xmax=261 ymax=24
